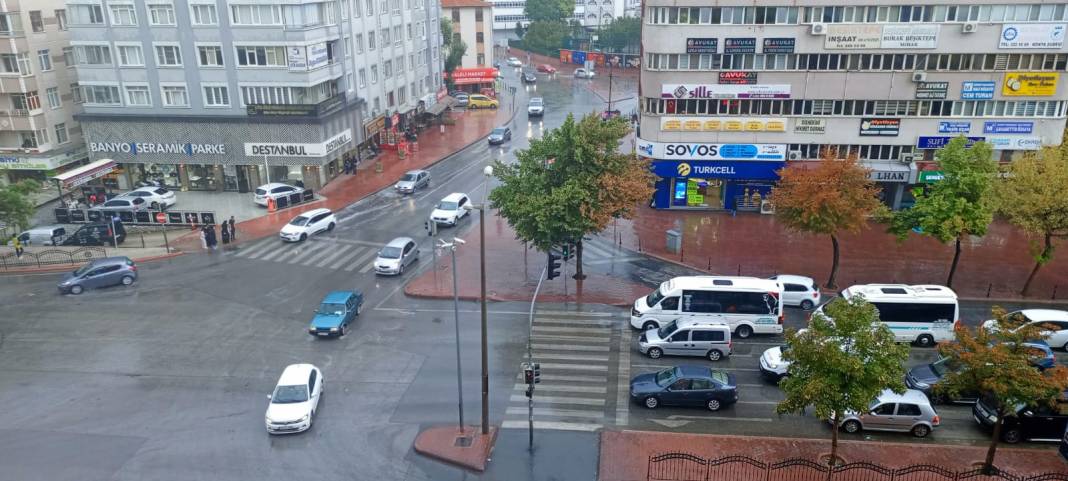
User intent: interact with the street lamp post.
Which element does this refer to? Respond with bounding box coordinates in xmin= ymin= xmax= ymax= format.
xmin=438 ymin=237 xmax=467 ymax=433
xmin=464 ymin=165 xmax=494 ymax=436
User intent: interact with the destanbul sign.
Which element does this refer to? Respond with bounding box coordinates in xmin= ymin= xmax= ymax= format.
xmin=243 ymin=129 xmax=353 ymax=158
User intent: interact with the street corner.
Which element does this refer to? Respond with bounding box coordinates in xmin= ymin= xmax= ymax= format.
xmin=413 ymin=424 xmax=498 ymax=472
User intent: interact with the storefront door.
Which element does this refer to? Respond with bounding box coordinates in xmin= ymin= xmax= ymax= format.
xmin=672 ymin=178 xmax=724 ymax=209
xmin=236 ymin=165 xmax=252 ymax=193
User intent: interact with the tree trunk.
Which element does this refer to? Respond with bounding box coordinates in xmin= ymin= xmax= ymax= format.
xmin=946 ymin=235 xmax=963 ymax=288
xmin=983 ymin=412 xmax=1004 ymax=475
xmin=573 ymin=240 xmax=587 ymax=280
xmin=825 ymin=235 xmax=840 ymax=289
xmin=827 ymin=411 xmax=840 ymax=480
xmin=1020 ymin=233 xmax=1052 ymax=297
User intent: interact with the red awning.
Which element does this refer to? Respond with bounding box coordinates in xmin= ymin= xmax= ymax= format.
xmin=51 ymin=158 xmax=117 ymax=189
xmin=447 ymin=67 xmax=498 ymax=85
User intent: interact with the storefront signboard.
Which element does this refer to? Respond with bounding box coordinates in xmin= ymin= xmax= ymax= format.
xmin=859 ymin=118 xmax=901 ymax=136
xmin=762 ymin=38 xmax=795 ymax=54
xmin=724 ymin=38 xmax=756 ymax=54
xmin=916 ymin=136 xmax=985 ymax=149
xmin=686 ymin=38 xmax=717 ymax=54
xmin=939 ymin=121 xmax=971 ymax=133
xmin=652 ymin=160 xmax=785 ymax=180
xmin=880 ymin=24 xmax=940 ymax=49
xmin=919 ymin=170 xmax=945 ymax=183
xmin=243 ymin=129 xmax=353 ymax=157
xmin=983 ymin=121 xmax=1033 ymax=134
xmin=637 ymin=140 xmax=786 ymax=161
xmin=89 ymin=142 xmax=226 ymax=156
xmin=364 ymin=116 xmax=386 ymax=137
xmin=448 ymin=67 xmax=499 ymax=85
xmin=288 ymin=46 xmax=307 ymax=71
xmin=825 ymin=25 xmax=883 ymax=49
xmin=961 ymin=81 xmax=996 ymax=100
xmin=986 ymin=136 xmax=1043 ymax=150
xmin=718 ymin=72 xmax=757 ymax=84
xmin=793 ymin=118 xmax=826 ymax=134
xmin=660 ymin=117 xmax=784 ymax=132
xmin=1003 ymin=72 xmax=1059 ymax=96
xmin=999 ymin=24 xmax=1066 ymax=49
xmin=662 ymin=84 xmax=791 ymax=99
xmin=916 ymin=81 xmax=949 ymax=99
xmin=867 ymin=167 xmax=911 ymax=182
xmin=0 ymin=156 xmax=54 ymax=170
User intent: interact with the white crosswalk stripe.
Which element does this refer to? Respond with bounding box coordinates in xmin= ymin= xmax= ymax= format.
xmin=329 ymin=246 xmax=368 ymax=269
xmin=312 ymin=246 xmax=351 ymax=268
xmin=225 ymin=237 xmax=391 ymax=274
xmin=286 ymin=244 xmax=327 ymax=264
xmin=257 ymin=242 xmax=291 ymax=262
xmin=580 ymin=241 xmax=613 ymax=258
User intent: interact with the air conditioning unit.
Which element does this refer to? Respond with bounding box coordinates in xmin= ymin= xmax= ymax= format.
xmin=810 ymin=22 xmax=827 ymax=35
xmin=760 ymin=199 xmax=775 ymax=215
xmin=899 ymin=153 xmax=916 ymax=164
xmin=911 ymin=71 xmax=927 ymax=82
xmin=962 ymin=22 xmax=979 ymax=33
xmin=788 ymin=150 xmax=803 ymax=161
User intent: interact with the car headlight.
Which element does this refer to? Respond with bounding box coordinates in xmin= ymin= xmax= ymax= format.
xmin=913 ymin=380 xmax=930 ymax=389
xmin=265 ymin=415 xmax=273 ymax=423
xmin=766 ymin=361 xmax=778 ymax=369
xmin=301 ymin=414 xmax=310 ymax=422
xmin=330 ymin=327 xmax=338 ymax=332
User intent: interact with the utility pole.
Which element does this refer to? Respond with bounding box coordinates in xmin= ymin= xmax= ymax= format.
xmin=526 ymin=264 xmax=547 ymax=449
xmin=439 ymin=238 xmax=466 ymax=433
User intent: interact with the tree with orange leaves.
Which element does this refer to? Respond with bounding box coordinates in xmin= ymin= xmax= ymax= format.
xmin=769 ymin=149 xmax=885 ymax=289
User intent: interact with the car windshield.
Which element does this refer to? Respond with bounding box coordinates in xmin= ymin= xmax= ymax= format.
xmin=402 ymin=173 xmax=418 ymax=181
xmin=154 ymin=188 xmax=169 ymax=194
xmin=320 ymin=303 xmax=346 ymax=316
xmin=255 ymin=188 xmax=267 ymax=195
xmin=492 ymin=128 xmax=507 ymax=135
xmin=379 ymin=246 xmax=403 ymax=259
xmin=646 ymin=287 xmax=666 ymax=308
xmin=657 ymin=320 xmax=679 ymax=339
xmin=654 ymin=368 xmax=677 ymax=386
xmin=289 ymin=216 xmax=309 ymax=226
xmin=272 ymin=384 xmax=309 ymax=404
xmin=930 ymin=357 xmax=959 ymax=376
xmin=438 ymin=201 xmax=458 ymax=210
xmin=709 ymin=369 xmax=729 ymax=385
xmin=530 ymin=99 xmax=542 ymax=105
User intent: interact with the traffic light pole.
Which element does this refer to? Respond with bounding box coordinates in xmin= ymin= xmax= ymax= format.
xmin=527 ymin=264 xmax=548 ymax=450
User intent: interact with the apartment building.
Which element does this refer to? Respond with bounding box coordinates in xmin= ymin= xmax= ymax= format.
xmin=490 ymin=0 xmax=625 ymax=42
xmin=638 ymin=2 xmax=1068 ymax=211
xmin=442 ymin=0 xmax=493 ymax=68
xmin=69 ymin=0 xmax=442 ymax=193
xmin=0 ymin=2 xmax=86 ymax=186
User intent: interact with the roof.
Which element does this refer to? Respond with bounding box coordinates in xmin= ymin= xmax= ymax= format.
xmin=295 ymin=208 xmax=332 ymax=218
xmin=51 ymin=158 xmax=117 ymax=188
xmin=770 ymin=274 xmax=815 ymax=285
xmin=386 ymin=236 xmax=414 ymax=247
xmin=1018 ymin=309 xmax=1068 ymax=322
xmin=675 ymin=319 xmax=731 ymax=330
xmin=90 ymin=256 xmax=134 ymax=266
xmin=322 ymin=291 xmax=357 ymax=303
xmin=405 ymin=169 xmax=428 ymax=175
xmin=278 ymin=364 xmax=316 ymax=385
xmin=663 ymin=276 xmax=781 ymax=293
xmin=877 ymin=388 xmax=931 ymax=404
xmin=441 ymin=0 xmax=491 ymax=7
xmin=257 ymin=182 xmax=293 ymax=189
xmin=843 ymin=284 xmax=958 ymax=300
xmin=442 ymin=192 xmax=468 ymax=202
xmin=676 ymin=365 xmax=713 ymax=378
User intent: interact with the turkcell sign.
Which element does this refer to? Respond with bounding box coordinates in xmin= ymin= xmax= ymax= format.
xmin=89 ymin=142 xmax=226 ymax=156
xmin=652 ymin=160 xmax=784 ymax=180
xmin=916 ymin=136 xmax=985 ymax=149
xmin=641 ymin=139 xmax=787 ymax=161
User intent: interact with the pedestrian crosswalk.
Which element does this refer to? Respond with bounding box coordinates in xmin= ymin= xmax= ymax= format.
xmin=501 ymin=310 xmax=625 ymax=433
xmin=228 ymin=237 xmax=381 ymax=273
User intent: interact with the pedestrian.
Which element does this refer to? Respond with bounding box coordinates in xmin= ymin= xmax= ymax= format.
xmin=228 ymin=216 xmax=236 ymax=240
xmin=343 ymin=158 xmax=350 ymax=174
xmin=12 ymin=234 xmax=23 ymax=258
xmin=221 ymin=223 xmax=230 ymax=245
xmin=206 ymin=225 xmax=217 ymax=249
xmin=199 ymin=227 xmax=208 ymax=250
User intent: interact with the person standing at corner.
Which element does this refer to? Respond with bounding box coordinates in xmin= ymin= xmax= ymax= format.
xmin=199 ymin=227 xmax=208 ymax=250
xmin=12 ymin=235 xmax=23 ymax=258
xmin=206 ymin=225 xmax=218 ymax=250
xmin=228 ymin=216 xmax=236 ymax=240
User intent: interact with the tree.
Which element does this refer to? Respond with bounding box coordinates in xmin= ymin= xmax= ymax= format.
xmin=935 ymin=307 xmax=1068 ymax=474
xmin=994 ymin=146 xmax=1068 ymax=296
xmin=514 ymin=21 xmax=526 ymax=39
xmin=524 ymin=0 xmax=575 ymax=23
xmin=776 ymin=296 xmax=909 ymax=468
xmin=887 ymin=137 xmax=996 ymax=287
xmin=598 ymin=16 xmax=641 ymax=53
xmin=769 ymin=149 xmax=885 ymax=289
xmin=0 ymin=179 xmax=41 ymax=233
xmin=489 ymin=114 xmax=654 ymax=280
xmin=521 ymin=20 xmax=568 ymax=56
xmin=440 ymin=17 xmax=466 ymax=76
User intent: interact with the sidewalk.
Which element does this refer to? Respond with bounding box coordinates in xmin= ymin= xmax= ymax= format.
xmin=599 ymin=431 xmax=1066 ymax=481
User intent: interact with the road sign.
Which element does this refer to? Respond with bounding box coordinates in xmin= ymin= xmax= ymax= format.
xmin=155 ymin=212 xmax=167 ymax=223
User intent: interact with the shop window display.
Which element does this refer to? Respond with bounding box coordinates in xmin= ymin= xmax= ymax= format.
xmin=673 ymin=178 xmax=724 ymax=209
xmin=134 ymin=163 xmax=180 ymax=188
xmin=187 ymin=164 xmax=217 ymax=190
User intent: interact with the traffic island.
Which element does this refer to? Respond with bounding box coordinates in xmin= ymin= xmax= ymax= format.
xmin=413 ymin=425 xmax=498 ymax=472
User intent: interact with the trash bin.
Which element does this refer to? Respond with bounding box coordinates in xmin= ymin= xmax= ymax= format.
xmin=666 ymin=229 xmax=681 ymax=254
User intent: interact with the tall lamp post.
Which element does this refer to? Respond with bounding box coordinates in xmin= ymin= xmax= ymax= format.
xmin=464 ymin=165 xmax=494 ymax=435
xmin=438 ymin=237 xmax=467 ymax=433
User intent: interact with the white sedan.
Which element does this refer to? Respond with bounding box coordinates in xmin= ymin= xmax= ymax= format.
xmin=982 ymin=309 xmax=1068 ymax=351
xmin=120 ymin=186 xmax=176 ymax=210
xmin=254 ymin=183 xmax=301 ymax=206
xmin=265 ymin=364 xmax=323 ymax=434
xmin=279 ymin=208 xmax=336 ymax=242
xmin=506 ymin=57 xmax=523 ymax=67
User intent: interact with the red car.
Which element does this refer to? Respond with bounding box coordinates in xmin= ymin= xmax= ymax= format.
xmin=536 ymin=64 xmax=557 ymax=74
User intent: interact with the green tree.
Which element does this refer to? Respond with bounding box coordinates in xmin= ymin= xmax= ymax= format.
xmin=994 ymin=146 xmax=1068 ymax=296
xmin=776 ymin=296 xmax=909 ymax=468
xmin=489 ymin=114 xmax=654 ymax=279
xmin=935 ymin=308 xmax=1068 ymax=474
xmin=0 ymin=179 xmax=41 ymax=233
xmin=440 ymin=17 xmax=466 ymax=76
xmin=521 ymin=21 xmax=568 ymax=56
xmin=514 ymin=21 xmax=526 ymax=39
xmin=769 ymin=150 xmax=886 ymax=289
xmin=524 ymin=0 xmax=575 ymax=23
xmin=887 ymin=136 xmax=997 ymax=287
xmin=598 ymin=16 xmax=640 ymax=53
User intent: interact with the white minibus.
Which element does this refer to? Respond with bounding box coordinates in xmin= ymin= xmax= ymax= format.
xmin=631 ymin=276 xmax=784 ymax=339
xmin=833 ymin=284 xmax=960 ymax=347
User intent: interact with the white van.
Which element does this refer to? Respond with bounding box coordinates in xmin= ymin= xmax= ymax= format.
xmin=631 ymin=276 xmax=784 ymax=339
xmin=11 ymin=226 xmax=67 ymax=246
xmin=831 ymin=284 xmax=959 ymax=347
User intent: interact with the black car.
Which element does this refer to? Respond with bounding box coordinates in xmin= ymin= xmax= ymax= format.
xmin=60 ymin=222 xmax=126 ymax=246
xmin=521 ymin=70 xmax=537 ymax=84
xmin=630 ymin=365 xmax=737 ymax=411
xmin=905 ymin=357 xmax=979 ymax=404
xmin=973 ymin=390 xmax=1068 ymax=443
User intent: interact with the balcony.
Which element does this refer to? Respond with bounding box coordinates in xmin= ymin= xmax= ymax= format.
xmin=0 ymin=108 xmax=44 ymax=131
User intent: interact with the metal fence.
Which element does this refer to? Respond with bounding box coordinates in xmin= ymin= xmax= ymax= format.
xmin=0 ymin=247 xmax=108 ymax=271
xmin=648 ymin=454 xmax=1068 ymax=481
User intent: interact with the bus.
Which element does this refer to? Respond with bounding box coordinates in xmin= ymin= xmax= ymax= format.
xmin=833 ymin=284 xmax=959 ymax=347
xmin=631 ymin=276 xmax=784 ymax=339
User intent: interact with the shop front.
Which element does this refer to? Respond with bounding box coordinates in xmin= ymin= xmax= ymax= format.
xmin=639 ymin=140 xmax=787 ymax=210
xmin=0 ymin=146 xmax=90 ymax=186
xmin=446 ymin=67 xmax=499 ymax=93
xmin=865 ymin=162 xmax=916 ymax=210
xmin=363 ymin=115 xmax=386 ymax=149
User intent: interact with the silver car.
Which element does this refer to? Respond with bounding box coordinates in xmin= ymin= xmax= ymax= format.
xmin=57 ymin=256 xmax=138 ymax=295
xmin=638 ymin=319 xmax=732 ymax=361
xmin=837 ymin=389 xmax=940 ymax=438
xmin=374 ymin=237 xmax=419 ymax=275
xmin=90 ymin=197 xmax=148 ymax=213
xmin=394 ymin=170 xmax=430 ymax=194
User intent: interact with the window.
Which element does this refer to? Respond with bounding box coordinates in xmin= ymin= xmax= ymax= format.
xmin=381 ymin=28 xmax=389 ymax=44
xmin=53 ymin=123 xmax=69 ymax=144
xmin=161 ymin=85 xmax=189 ymax=107
xmin=56 ymin=9 xmax=68 ymax=30
xmin=30 ymin=11 xmax=44 ymax=32
xmin=476 ymin=8 xmax=484 ymax=21
xmin=407 ymin=23 xmax=412 ymax=39
xmin=124 ymin=84 xmax=151 ymax=106
xmin=62 ymin=47 xmax=74 ymax=66
xmin=451 ymin=10 xmax=460 ymax=22
xmin=241 ymin=86 xmax=294 ymax=105
xmin=109 ymin=3 xmax=137 ymax=25
xmin=355 ymin=34 xmax=364 ymax=53
xmin=116 ymin=45 xmax=143 ymax=66
xmin=871 ymin=302 xmax=956 ymax=324
xmin=70 ymin=4 xmax=105 ymax=25
xmin=230 ymin=4 xmax=282 ymax=25
xmin=235 ymin=46 xmax=287 ymax=66
xmin=660 ymin=296 xmax=679 ymax=310
xmin=203 ymin=85 xmax=230 ymax=107
xmin=369 ymin=31 xmax=376 ymax=49
xmin=384 ymin=59 xmax=392 ymax=78
xmin=691 ymin=330 xmax=725 ymax=342
xmin=46 ymin=87 xmax=61 ymax=108
xmin=366 ymin=0 xmax=374 ymax=15
xmin=16 ymin=52 xmax=31 ymax=74
xmin=83 ymin=84 xmax=122 ymax=105
xmin=358 ymin=68 xmax=366 ymax=87
xmin=669 ymin=378 xmax=691 ymax=390
xmin=25 ymin=91 xmax=41 ymax=110
xmin=872 ymin=403 xmax=896 ymax=416
xmin=75 ymin=45 xmax=112 ymax=65
xmin=198 ymin=45 xmax=223 ymax=66
xmin=190 ymin=3 xmax=218 ymax=25
xmin=37 ymin=50 xmax=52 ymax=71
xmin=476 ymin=32 xmax=484 ymax=43
xmin=155 ymin=45 xmax=182 ymax=66
xmin=70 ymin=83 xmax=83 ymax=103
xmin=148 ymin=3 xmax=177 ymax=25
xmin=371 ymin=65 xmax=377 ymax=83
xmin=344 ymin=36 xmax=351 ymax=56
xmin=0 ymin=54 xmax=16 ymax=74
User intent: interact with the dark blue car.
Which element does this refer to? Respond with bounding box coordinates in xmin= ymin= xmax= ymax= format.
xmin=308 ymin=290 xmax=363 ymax=337
xmin=630 ymin=365 xmax=737 ymax=411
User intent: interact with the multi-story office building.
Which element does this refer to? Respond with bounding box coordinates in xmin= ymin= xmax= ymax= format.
xmin=442 ymin=0 xmax=493 ymax=68
xmin=638 ymin=2 xmax=1068 ymax=211
xmin=0 ymin=2 xmax=87 ymax=186
xmin=490 ymin=0 xmax=625 ymax=42
xmin=70 ymin=0 xmax=442 ymax=193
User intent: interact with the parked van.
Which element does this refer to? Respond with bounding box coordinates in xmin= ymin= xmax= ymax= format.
xmin=832 ymin=284 xmax=959 ymax=347
xmin=11 ymin=226 xmax=66 ymax=246
xmin=631 ymin=276 xmax=783 ymax=339
xmin=638 ymin=319 xmax=732 ymax=361
xmin=60 ymin=222 xmax=125 ymax=246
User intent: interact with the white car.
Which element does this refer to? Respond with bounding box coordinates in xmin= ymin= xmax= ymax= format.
xmin=120 ymin=186 xmax=176 ymax=209
xmin=265 ymin=363 xmax=323 ymax=434
xmin=527 ymin=97 xmax=545 ymax=116
xmin=574 ymin=68 xmax=595 ymax=79
xmin=374 ymin=237 xmax=420 ymax=275
xmin=506 ymin=57 xmax=522 ymax=67
xmin=254 ymin=183 xmax=301 ymax=206
xmin=759 ymin=345 xmax=790 ymax=380
xmin=768 ymin=274 xmax=821 ymax=310
xmin=279 ymin=208 xmax=337 ymax=242
xmin=430 ymin=192 xmax=471 ymax=226
xmin=982 ymin=309 xmax=1068 ymax=351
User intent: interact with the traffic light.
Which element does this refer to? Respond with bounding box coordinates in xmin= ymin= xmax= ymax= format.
xmin=547 ymin=253 xmax=561 ymax=280
xmin=522 ymin=362 xmax=541 ymax=386
xmin=532 ymin=362 xmax=540 ymax=384
xmin=561 ymin=243 xmax=575 ymax=261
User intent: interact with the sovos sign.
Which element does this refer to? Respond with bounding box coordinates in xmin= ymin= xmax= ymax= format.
xmin=640 ymin=140 xmax=787 ymax=161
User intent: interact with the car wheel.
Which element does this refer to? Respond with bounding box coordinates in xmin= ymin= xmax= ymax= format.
xmin=915 ymin=334 xmax=935 ymax=348
xmin=647 ymin=347 xmax=663 ymax=359
xmin=643 ymin=396 xmax=659 ymax=409
xmin=911 ymin=424 xmax=931 ymax=438
xmin=842 ymin=420 xmax=861 ymax=434
xmin=800 ymin=300 xmax=815 ymax=310
xmin=327 ymin=222 xmax=335 ymax=231
xmin=706 ymin=399 xmax=722 ymax=411
xmin=70 ymin=285 xmax=83 ymax=295
xmin=121 ymin=275 xmax=134 ymax=286
xmin=641 ymin=321 xmax=659 ymax=331
xmin=356 ymin=304 xmax=361 ymax=316
xmin=339 ymin=325 xmax=346 ymax=337
xmin=399 ymin=263 xmax=404 ymax=275
xmin=735 ymin=325 xmax=753 ymax=339
xmin=299 ymin=233 xmax=307 ymax=242
xmin=1002 ymin=428 xmax=1023 ymax=444
xmin=1062 ymin=341 xmax=1068 ymax=352
xmin=707 ymin=350 xmax=723 ymax=362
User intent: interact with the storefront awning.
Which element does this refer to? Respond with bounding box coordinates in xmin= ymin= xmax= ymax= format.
xmin=51 ymin=158 xmax=117 ymax=189
xmin=425 ymin=97 xmax=455 ymax=115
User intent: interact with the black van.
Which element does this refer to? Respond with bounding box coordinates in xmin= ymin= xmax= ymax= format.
xmin=60 ymin=222 xmax=126 ymax=246
xmin=973 ymin=390 xmax=1068 ymax=443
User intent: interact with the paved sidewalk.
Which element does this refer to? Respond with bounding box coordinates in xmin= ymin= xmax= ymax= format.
xmin=599 ymin=431 xmax=1066 ymax=481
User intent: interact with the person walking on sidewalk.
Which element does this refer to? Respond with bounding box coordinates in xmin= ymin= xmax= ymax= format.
xmin=199 ymin=228 xmax=208 ymax=250
xmin=11 ymin=235 xmax=23 ymax=258
xmin=221 ymin=223 xmax=230 ymax=245
xmin=206 ymin=225 xmax=217 ymax=250
xmin=228 ymin=216 xmax=236 ymax=240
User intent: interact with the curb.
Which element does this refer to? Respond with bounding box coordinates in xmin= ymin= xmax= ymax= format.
xmin=0 ymin=250 xmax=185 ymax=276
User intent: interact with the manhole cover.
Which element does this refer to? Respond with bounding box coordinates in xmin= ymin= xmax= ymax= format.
xmin=454 ymin=436 xmax=472 ymax=448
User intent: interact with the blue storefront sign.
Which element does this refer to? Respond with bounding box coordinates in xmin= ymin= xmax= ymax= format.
xmin=983 ymin=121 xmax=1033 ymax=134
xmin=961 ymin=81 xmax=995 ymax=100
xmin=938 ymin=122 xmax=971 ymax=133
xmin=651 ymin=160 xmax=784 ymax=210
xmin=652 ymin=160 xmax=784 ymax=180
xmin=917 ymin=136 xmax=986 ymax=149
xmin=571 ymin=50 xmax=586 ymax=65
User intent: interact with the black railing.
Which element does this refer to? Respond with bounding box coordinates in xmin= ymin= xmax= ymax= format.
xmin=0 ymin=247 xmax=108 ymax=271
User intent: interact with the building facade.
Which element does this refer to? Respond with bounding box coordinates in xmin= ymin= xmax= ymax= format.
xmin=443 ymin=0 xmax=493 ymax=68
xmin=70 ymin=0 xmax=442 ymax=193
xmin=0 ymin=2 xmax=88 ymax=186
xmin=638 ymin=2 xmax=1068 ymax=211
xmin=490 ymin=0 xmax=625 ymax=42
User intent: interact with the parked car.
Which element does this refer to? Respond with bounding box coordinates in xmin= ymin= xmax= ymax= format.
xmin=395 ymin=169 xmax=430 ymax=194
xmin=466 ymin=94 xmax=499 ymax=109
xmin=374 ymin=237 xmax=420 ymax=275
xmin=488 ymin=127 xmax=512 ymax=145
xmin=974 ymin=389 xmax=1068 ymax=443
xmin=1012 ymin=340 xmax=1057 ymax=370
xmin=265 ymin=364 xmax=323 ymax=434
xmin=254 ymin=183 xmax=301 ymax=206
xmin=521 ymin=69 xmax=537 ymax=83
xmin=630 ymin=365 xmax=738 ymax=411
xmin=506 ymin=57 xmax=523 ymax=67
xmin=430 ymin=193 xmax=471 ymax=226
xmin=982 ymin=309 xmax=1068 ymax=351
xmin=10 ymin=225 xmax=66 ymax=246
xmin=768 ymin=274 xmax=821 ymax=310
xmin=90 ymin=197 xmax=147 ymax=213
xmin=574 ymin=68 xmax=595 ymax=79
xmin=120 ymin=186 xmax=176 ymax=209
xmin=452 ymin=92 xmax=469 ymax=107
xmin=527 ymin=97 xmax=545 ymax=116
xmin=536 ymin=64 xmax=557 ymax=74
xmin=279 ymin=208 xmax=336 ymax=242
xmin=638 ymin=319 xmax=732 ymax=361
xmin=57 ymin=256 xmax=137 ymax=295
xmin=60 ymin=222 xmax=125 ymax=246
xmin=759 ymin=344 xmax=790 ymax=381
xmin=837 ymin=389 xmax=940 ymax=438
xmin=308 ymin=290 xmax=363 ymax=337
xmin=905 ymin=356 xmax=977 ymax=404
